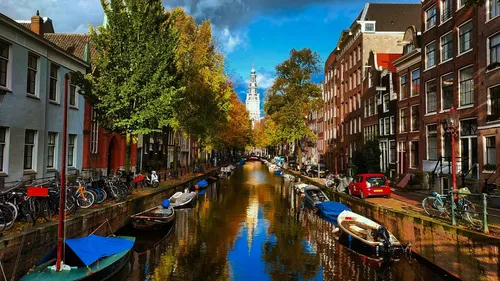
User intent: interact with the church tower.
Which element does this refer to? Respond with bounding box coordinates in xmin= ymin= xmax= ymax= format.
xmin=246 ymin=65 xmax=261 ymax=128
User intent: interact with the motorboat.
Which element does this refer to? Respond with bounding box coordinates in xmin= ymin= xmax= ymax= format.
xmin=131 ymin=200 xmax=175 ymax=231
xmin=169 ymin=191 xmax=197 ymax=209
xmin=294 ymin=183 xmax=308 ymax=194
xmin=195 ymin=179 xmax=209 ymax=190
xmin=303 ymin=185 xmax=330 ymax=207
xmin=316 ymin=201 xmax=350 ymax=223
xmin=337 ymin=210 xmax=404 ymax=259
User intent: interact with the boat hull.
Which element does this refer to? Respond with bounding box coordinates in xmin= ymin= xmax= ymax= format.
xmin=20 ymin=236 xmax=135 ymax=281
xmin=131 ymin=210 xmax=175 ymax=231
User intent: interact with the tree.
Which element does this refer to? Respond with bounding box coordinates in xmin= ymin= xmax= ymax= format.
xmin=264 ymin=48 xmax=323 ymax=169
xmin=73 ymin=0 xmax=183 ymax=172
xmin=168 ymin=8 xmax=231 ymax=174
xmin=352 ymin=140 xmax=381 ymax=174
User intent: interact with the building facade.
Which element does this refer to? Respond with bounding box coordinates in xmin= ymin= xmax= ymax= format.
xmin=322 ymin=3 xmax=421 ymax=175
xmin=0 ymin=12 xmax=88 ymax=182
xmin=246 ymin=66 xmax=261 ymax=128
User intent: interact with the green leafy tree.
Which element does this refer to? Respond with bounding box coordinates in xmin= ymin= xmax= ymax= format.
xmin=352 ymin=140 xmax=381 ymax=174
xmin=73 ymin=0 xmax=183 ymax=172
xmin=264 ymin=48 xmax=323 ymax=169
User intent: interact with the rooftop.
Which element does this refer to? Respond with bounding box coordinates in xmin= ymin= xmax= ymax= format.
xmin=375 ymin=53 xmax=402 ymax=72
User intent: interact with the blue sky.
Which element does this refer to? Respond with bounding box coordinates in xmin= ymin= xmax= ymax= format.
xmin=0 ymin=0 xmax=418 ymax=104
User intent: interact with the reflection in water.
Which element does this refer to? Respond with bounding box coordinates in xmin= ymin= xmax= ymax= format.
xmin=123 ymin=162 xmax=455 ymax=281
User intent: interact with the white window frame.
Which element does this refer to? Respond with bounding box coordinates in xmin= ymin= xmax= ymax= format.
xmin=400 ymin=108 xmax=408 ymax=133
xmin=426 ymin=79 xmax=437 ymax=114
xmin=48 ymin=63 xmax=59 ymax=103
xmin=379 ymin=118 xmax=384 ymax=136
xmin=484 ymin=135 xmax=497 ymax=169
xmin=26 ymin=53 xmax=39 ymax=97
xmin=427 ymin=124 xmax=438 ymax=160
xmin=425 ymin=41 xmax=437 ymax=70
xmin=487 ymin=32 xmax=500 ymax=70
xmin=440 ymin=0 xmax=453 ymax=24
xmin=0 ymin=127 xmax=8 ymax=173
xmin=411 ymin=69 xmax=420 ymax=97
xmin=68 ymin=134 xmax=77 ymax=167
xmin=441 ymin=72 xmax=454 ymax=111
xmin=410 ymin=105 xmax=420 ymax=132
xmin=487 ymin=83 xmax=500 ymax=122
xmin=440 ymin=31 xmax=453 ymax=63
xmin=383 ymin=93 xmax=390 ymax=112
xmin=0 ymin=40 xmax=11 ymax=90
xmin=91 ymin=109 xmax=99 ymax=154
xmin=389 ymin=140 xmax=396 ymax=164
xmin=458 ymin=65 xmax=474 ymax=107
xmin=487 ymin=0 xmax=500 ymax=21
xmin=458 ymin=20 xmax=473 ymax=55
xmin=47 ymin=132 xmax=58 ymax=169
xmin=425 ymin=5 xmax=437 ymax=31
xmin=69 ymin=83 xmax=78 ymax=108
xmin=24 ymin=129 xmax=37 ymax=171
xmin=390 ymin=115 xmax=395 ymax=135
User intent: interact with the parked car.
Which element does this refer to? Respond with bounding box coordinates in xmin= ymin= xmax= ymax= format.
xmin=308 ymin=164 xmax=328 ymax=178
xmin=348 ymin=174 xmax=391 ymax=199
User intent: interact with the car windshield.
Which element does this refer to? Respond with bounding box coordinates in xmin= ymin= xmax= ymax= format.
xmin=366 ymin=176 xmax=386 ymax=187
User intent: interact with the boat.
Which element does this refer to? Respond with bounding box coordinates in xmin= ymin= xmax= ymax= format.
xmin=316 ymin=201 xmax=350 ymax=223
xmin=303 ymin=185 xmax=330 ymax=207
xmin=195 ymin=179 xmax=208 ymax=190
xmin=21 ymin=235 xmax=135 ymax=281
xmin=273 ymin=169 xmax=283 ymax=175
xmin=283 ymin=174 xmax=295 ymax=181
xmin=131 ymin=200 xmax=175 ymax=231
xmin=21 ymin=76 xmax=136 ymax=281
xmin=337 ymin=210 xmax=404 ymax=259
xmin=294 ymin=183 xmax=308 ymax=194
xmin=169 ymin=191 xmax=197 ymax=208
xmin=207 ymin=175 xmax=218 ymax=184
xmin=247 ymin=156 xmax=259 ymax=162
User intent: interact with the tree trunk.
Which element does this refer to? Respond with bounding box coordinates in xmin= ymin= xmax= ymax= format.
xmin=125 ymin=133 xmax=131 ymax=173
xmin=298 ymin=141 xmax=302 ymax=170
xmin=173 ymin=130 xmax=180 ymax=178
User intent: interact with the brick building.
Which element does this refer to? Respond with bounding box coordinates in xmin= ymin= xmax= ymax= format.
xmin=322 ymin=3 xmax=420 ymax=175
xmin=420 ymin=0 xmax=500 ymax=191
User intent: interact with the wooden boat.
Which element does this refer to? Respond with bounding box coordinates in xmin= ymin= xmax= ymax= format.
xmin=337 ymin=210 xmax=403 ymax=259
xmin=169 ymin=191 xmax=197 ymax=209
xmin=21 ymin=235 xmax=135 ymax=281
xmin=303 ymin=185 xmax=329 ymax=207
xmin=207 ymin=176 xmax=219 ymax=184
xmin=131 ymin=205 xmax=175 ymax=231
xmin=194 ymin=179 xmax=209 ymax=190
xmin=316 ymin=202 xmax=350 ymax=223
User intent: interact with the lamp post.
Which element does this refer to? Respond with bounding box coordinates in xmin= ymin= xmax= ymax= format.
xmin=445 ymin=106 xmax=460 ymax=197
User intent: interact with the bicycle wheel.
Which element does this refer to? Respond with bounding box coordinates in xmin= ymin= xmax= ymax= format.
xmin=0 ymin=203 xmax=16 ymax=230
xmin=460 ymin=199 xmax=483 ymax=228
xmin=77 ymin=191 xmax=95 ymax=209
xmin=66 ymin=195 xmax=79 ymax=213
xmin=422 ymin=197 xmax=449 ymax=217
xmin=39 ymin=198 xmax=55 ymax=222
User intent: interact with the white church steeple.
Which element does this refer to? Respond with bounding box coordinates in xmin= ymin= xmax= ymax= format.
xmin=246 ymin=64 xmax=261 ymax=128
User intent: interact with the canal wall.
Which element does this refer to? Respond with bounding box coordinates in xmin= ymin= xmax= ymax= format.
xmin=293 ymin=173 xmax=500 ymax=281
xmin=0 ymin=169 xmax=218 ymax=281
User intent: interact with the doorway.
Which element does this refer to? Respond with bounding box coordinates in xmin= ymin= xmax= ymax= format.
xmin=107 ymin=137 xmax=120 ymax=175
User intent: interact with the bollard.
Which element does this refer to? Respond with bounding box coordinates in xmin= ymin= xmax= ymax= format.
xmin=450 ymin=191 xmax=456 ymax=226
xmin=483 ymin=193 xmax=489 ymax=234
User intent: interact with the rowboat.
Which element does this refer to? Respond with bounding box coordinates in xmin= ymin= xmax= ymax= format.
xmin=169 ymin=191 xmax=197 ymax=209
xmin=303 ymin=185 xmax=329 ymax=207
xmin=21 ymin=235 xmax=135 ymax=281
xmin=337 ymin=210 xmax=403 ymax=259
xmin=294 ymin=183 xmax=308 ymax=194
xmin=131 ymin=201 xmax=175 ymax=231
xmin=316 ymin=201 xmax=350 ymax=223
xmin=194 ymin=179 xmax=208 ymax=190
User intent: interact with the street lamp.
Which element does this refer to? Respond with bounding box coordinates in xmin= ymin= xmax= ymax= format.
xmin=445 ymin=106 xmax=460 ymax=196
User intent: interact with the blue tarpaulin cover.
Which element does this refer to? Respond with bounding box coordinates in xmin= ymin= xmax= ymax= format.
xmin=316 ymin=202 xmax=350 ymax=220
xmin=65 ymin=235 xmax=134 ymax=266
xmin=196 ymin=179 xmax=208 ymax=188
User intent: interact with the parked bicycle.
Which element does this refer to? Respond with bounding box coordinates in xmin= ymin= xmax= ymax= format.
xmin=422 ymin=187 xmax=482 ymax=228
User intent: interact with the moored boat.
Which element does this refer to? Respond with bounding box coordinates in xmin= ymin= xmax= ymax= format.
xmin=337 ymin=210 xmax=403 ymax=259
xmin=294 ymin=183 xmax=308 ymax=194
xmin=316 ymin=201 xmax=350 ymax=223
xmin=131 ymin=200 xmax=175 ymax=231
xmin=169 ymin=191 xmax=197 ymax=209
xmin=303 ymin=185 xmax=329 ymax=207
xmin=195 ymin=179 xmax=209 ymax=190
xmin=21 ymin=235 xmax=135 ymax=281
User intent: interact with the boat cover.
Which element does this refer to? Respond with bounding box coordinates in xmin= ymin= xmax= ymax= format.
xmin=40 ymin=235 xmax=134 ymax=266
xmin=317 ymin=202 xmax=350 ymax=217
xmin=196 ymin=179 xmax=208 ymax=188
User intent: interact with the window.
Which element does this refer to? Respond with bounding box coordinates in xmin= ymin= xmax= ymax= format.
xmin=426 ymin=6 xmax=437 ymax=30
xmin=426 ymin=80 xmax=437 ymax=113
xmin=390 ymin=141 xmax=396 ymax=164
xmin=369 ymin=71 xmax=373 ymax=87
xmin=400 ymin=109 xmax=408 ymax=133
xmin=47 ymin=132 xmax=57 ymax=168
xmin=91 ymin=109 xmax=99 ymax=154
xmin=459 ymin=66 xmax=474 ymax=106
xmin=458 ymin=0 xmax=466 ymax=9
xmin=49 ymin=64 xmax=58 ymax=101
xmin=379 ymin=118 xmax=384 ymax=136
xmin=400 ymin=75 xmax=408 ymax=99
xmin=68 ymin=134 xmax=76 ymax=167
xmin=487 ymin=85 xmax=500 ymax=122
xmin=489 ymin=0 xmax=500 ymax=20
xmin=0 ymin=127 xmax=5 ymax=172
xmin=410 ymin=141 xmax=419 ymax=168
xmin=69 ymin=84 xmax=77 ymax=107
xmin=441 ymin=32 xmax=453 ymax=62
xmin=486 ymin=136 xmax=496 ymax=168
xmin=357 ymin=93 xmax=361 ymax=109
xmin=384 ymin=117 xmax=390 ymax=136
xmin=489 ymin=33 xmax=500 ymax=68
xmin=27 ymin=53 xmax=38 ymax=95
xmin=390 ymin=116 xmax=395 ymax=134
xmin=426 ymin=42 xmax=436 ymax=69
xmin=441 ymin=0 xmax=452 ymax=22
xmin=441 ymin=73 xmax=454 ymax=110
xmin=411 ymin=69 xmax=420 ymax=96
xmin=357 ymin=69 xmax=361 ymax=85
xmin=0 ymin=41 xmax=8 ymax=87
xmin=443 ymin=123 xmax=452 ymax=159
xmin=411 ymin=105 xmax=419 ymax=132
xmin=383 ymin=93 xmax=389 ymax=112
xmin=364 ymin=22 xmax=375 ymax=32
xmin=404 ymin=43 xmax=414 ymax=55
xmin=427 ymin=125 xmax=438 ymax=160
xmin=24 ymin=130 xmax=36 ymax=170
xmin=459 ymin=21 xmax=472 ymax=54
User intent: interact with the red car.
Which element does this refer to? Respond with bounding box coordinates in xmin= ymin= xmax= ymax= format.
xmin=348 ymin=174 xmax=391 ymax=199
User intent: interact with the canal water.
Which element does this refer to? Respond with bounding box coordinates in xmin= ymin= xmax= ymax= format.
xmin=118 ymin=161 xmax=457 ymax=281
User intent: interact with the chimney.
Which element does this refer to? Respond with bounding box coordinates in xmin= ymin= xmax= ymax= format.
xmin=30 ymin=10 xmax=44 ymax=36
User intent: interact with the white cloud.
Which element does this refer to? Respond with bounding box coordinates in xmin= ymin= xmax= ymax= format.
xmin=212 ymin=25 xmax=247 ymax=54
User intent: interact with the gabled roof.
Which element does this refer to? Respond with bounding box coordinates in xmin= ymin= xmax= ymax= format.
xmin=359 ymin=3 xmax=421 ymax=32
xmin=375 ymin=53 xmax=402 ymax=72
xmin=44 ymin=33 xmax=96 ymax=62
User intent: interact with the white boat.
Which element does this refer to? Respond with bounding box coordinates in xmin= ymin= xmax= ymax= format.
xmin=294 ymin=183 xmax=308 ymax=194
xmin=169 ymin=191 xmax=197 ymax=208
xmin=337 ymin=210 xmax=403 ymax=259
xmin=283 ymin=174 xmax=295 ymax=181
